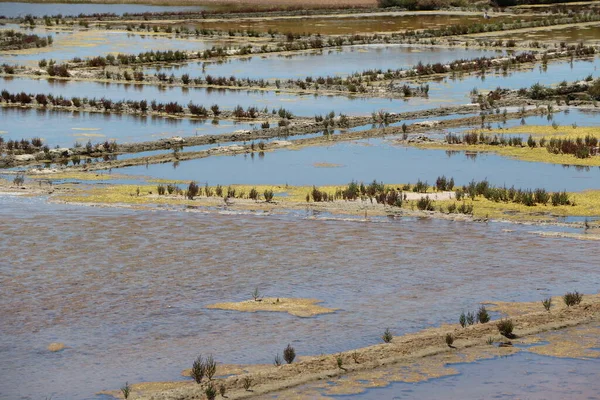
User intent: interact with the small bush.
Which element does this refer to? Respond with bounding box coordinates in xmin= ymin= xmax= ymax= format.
xmin=205 ymin=354 xmax=216 ymax=380
xmin=187 ymin=181 xmax=199 ymax=200
xmin=497 ymin=319 xmax=514 ymax=338
xmin=466 ymin=311 xmax=475 ymax=326
xmin=243 ymin=376 xmax=252 ymax=391
xmin=445 ymin=333 xmax=454 ymax=347
xmin=563 ymin=291 xmax=583 ymax=307
xmin=274 ymin=353 xmax=282 ymax=366
xmin=191 ymin=355 xmax=205 ymax=384
xmin=336 ymin=354 xmax=344 ymax=369
xmin=416 ymin=196 xmax=434 ymax=211
xmin=477 ymin=305 xmax=490 ymax=324
xmin=121 ymin=382 xmax=130 ymax=399
xmin=219 ymin=384 xmax=226 ymax=398
xmin=283 ymin=344 xmax=296 ymax=364
xmin=382 ymin=328 xmax=393 ymax=343
xmin=13 ymin=174 xmax=25 ymax=186
xmin=205 ymin=383 xmax=217 ymax=400
xmin=264 ymin=189 xmax=274 ymax=202
xmin=157 ymin=184 xmax=166 ymax=195
xmin=459 ymin=312 xmax=466 ymax=328
xmin=542 ymin=297 xmax=552 ymax=311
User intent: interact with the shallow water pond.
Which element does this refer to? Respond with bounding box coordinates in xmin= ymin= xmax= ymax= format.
xmin=145 ymin=45 xmax=505 ymax=81
xmin=0 ymin=196 xmax=598 ymax=399
xmin=424 ymin=56 xmax=600 ymax=102
xmin=0 ymin=2 xmax=209 ymax=18
xmin=112 ymin=137 xmax=600 ymax=191
xmin=0 ymin=76 xmax=452 ymax=116
xmin=0 ymin=25 xmax=228 ymax=65
xmin=0 ymin=107 xmax=260 ymax=147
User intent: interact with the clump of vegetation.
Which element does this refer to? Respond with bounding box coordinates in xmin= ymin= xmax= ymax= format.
xmin=242 ymin=376 xmax=253 ymax=391
xmin=497 ymin=319 xmax=515 ymax=339
xmin=445 ymin=333 xmax=454 ymax=348
xmin=13 ymin=174 xmax=25 ymax=186
xmin=219 ymin=384 xmax=226 ymax=398
xmin=252 ymin=287 xmax=262 ymax=302
xmin=264 ymin=189 xmax=274 ymax=202
xmin=542 ymin=297 xmax=552 ymax=311
xmin=205 ymin=383 xmax=217 ymax=400
xmin=191 ymin=355 xmax=206 ymax=384
xmin=382 ymin=328 xmax=393 ymax=343
xmin=563 ymin=291 xmax=583 ymax=307
xmin=283 ymin=344 xmax=296 ymax=364
xmin=187 ymin=181 xmax=199 ymax=200
xmin=121 ymin=382 xmax=131 ymax=399
xmin=205 ymin=354 xmax=217 ymax=380
xmin=477 ymin=305 xmax=490 ymax=324
xmin=274 ymin=353 xmax=282 ymax=367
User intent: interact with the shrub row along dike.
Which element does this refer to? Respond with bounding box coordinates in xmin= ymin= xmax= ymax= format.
xmin=17 ymin=106 xmax=546 ymax=171
xmin=129 ymin=296 xmax=600 ymax=400
xmin=4 ymin=45 xmax=596 ymax=99
xmin=0 ymin=30 xmax=53 ymax=51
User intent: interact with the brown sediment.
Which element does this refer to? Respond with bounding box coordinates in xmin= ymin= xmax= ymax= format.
xmin=113 ymin=294 xmax=600 ymax=400
xmin=206 ymin=297 xmax=338 ymax=317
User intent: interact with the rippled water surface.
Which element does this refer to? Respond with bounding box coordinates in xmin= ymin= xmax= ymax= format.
xmin=113 ymin=137 xmax=600 ymax=191
xmin=0 ymin=107 xmax=260 ymax=147
xmin=1 ymin=196 xmax=599 ymax=399
xmin=144 ymin=46 xmax=505 ymax=81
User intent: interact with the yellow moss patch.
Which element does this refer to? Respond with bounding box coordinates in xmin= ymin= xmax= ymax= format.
xmin=313 ymin=162 xmax=345 ymax=168
xmin=435 ymin=190 xmax=600 ymax=222
xmin=487 ymin=125 xmax=600 ymax=139
xmin=47 ymin=342 xmax=65 ymax=352
xmin=414 ymin=142 xmax=600 ymax=167
xmin=206 ymin=297 xmax=337 ymax=317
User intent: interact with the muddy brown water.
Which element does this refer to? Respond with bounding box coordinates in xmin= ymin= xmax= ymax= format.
xmin=1 ymin=195 xmax=599 ymax=399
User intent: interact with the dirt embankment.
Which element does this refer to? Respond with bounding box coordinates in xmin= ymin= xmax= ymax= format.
xmin=57 ymin=105 xmax=545 ymax=172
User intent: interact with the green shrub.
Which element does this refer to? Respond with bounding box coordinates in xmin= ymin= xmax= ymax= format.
xmin=205 ymin=383 xmax=217 ymax=400
xmin=477 ymin=306 xmax=490 ymax=324
xmin=187 ymin=181 xmax=199 ymax=200
xmin=264 ymin=189 xmax=274 ymax=202
xmin=497 ymin=319 xmax=514 ymax=338
xmin=445 ymin=333 xmax=454 ymax=347
xmin=205 ymin=354 xmax=216 ymax=380
xmin=283 ymin=344 xmax=296 ymax=364
xmin=191 ymin=355 xmax=205 ymax=384
xmin=466 ymin=311 xmax=475 ymax=326
xmin=542 ymin=297 xmax=552 ymax=311
xmin=563 ymin=291 xmax=582 ymax=307
xmin=121 ymin=382 xmax=131 ymax=399
xmin=274 ymin=353 xmax=282 ymax=366
xmin=382 ymin=328 xmax=393 ymax=343
xmin=417 ymin=196 xmax=434 ymax=211
xmin=243 ymin=376 xmax=252 ymax=391
xmin=459 ymin=312 xmax=466 ymax=328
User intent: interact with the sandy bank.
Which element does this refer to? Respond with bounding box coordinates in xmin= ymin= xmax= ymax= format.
xmin=206 ymin=297 xmax=338 ymax=317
